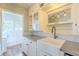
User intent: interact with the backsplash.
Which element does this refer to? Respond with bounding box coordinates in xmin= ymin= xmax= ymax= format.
xmin=32 ymin=31 xmax=52 ymax=37
xmin=47 ymin=23 xmax=72 ymax=35
xmin=32 ymin=31 xmax=79 ymax=42
xmin=58 ymin=35 xmax=79 ymax=42
xmin=56 ymin=23 xmax=72 ymax=35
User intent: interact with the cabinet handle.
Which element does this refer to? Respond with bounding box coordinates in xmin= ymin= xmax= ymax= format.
xmin=30 ymin=42 xmax=32 ymax=43
xmin=44 ymin=55 xmax=47 ymax=56
xmin=26 ymin=44 xmax=28 ymax=45
xmin=75 ymin=24 xmax=77 ymax=26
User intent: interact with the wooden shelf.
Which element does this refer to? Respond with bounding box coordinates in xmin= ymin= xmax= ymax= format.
xmin=48 ymin=20 xmax=72 ymax=26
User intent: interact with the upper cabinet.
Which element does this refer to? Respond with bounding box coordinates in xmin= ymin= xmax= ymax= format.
xmin=28 ymin=4 xmax=48 ymax=32
xmin=32 ymin=12 xmax=39 ymax=31
xmin=71 ymin=4 xmax=79 ymax=35
xmin=28 ymin=4 xmax=40 ymax=31
xmin=32 ymin=10 xmax=48 ymax=32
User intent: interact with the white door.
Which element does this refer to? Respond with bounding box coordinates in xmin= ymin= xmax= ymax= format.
xmin=2 ymin=11 xmax=23 ymax=47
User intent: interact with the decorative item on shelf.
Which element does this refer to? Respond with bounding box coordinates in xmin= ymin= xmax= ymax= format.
xmin=57 ymin=14 xmax=60 ymax=18
xmin=48 ymin=8 xmax=71 ymax=25
xmin=48 ymin=13 xmax=59 ymax=23
xmin=40 ymin=3 xmax=44 ymax=7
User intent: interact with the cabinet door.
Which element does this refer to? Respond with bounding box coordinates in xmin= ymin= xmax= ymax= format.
xmin=32 ymin=13 xmax=40 ymax=31
xmin=22 ymin=43 xmax=29 ymax=55
xmin=32 ymin=19 xmax=39 ymax=31
xmin=28 ymin=41 xmax=36 ymax=56
xmin=75 ymin=4 xmax=79 ymax=34
xmin=38 ymin=10 xmax=48 ymax=32
xmin=72 ymin=4 xmax=79 ymax=34
xmin=22 ymin=38 xmax=29 ymax=55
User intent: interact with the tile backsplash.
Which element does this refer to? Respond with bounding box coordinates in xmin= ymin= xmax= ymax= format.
xmin=32 ymin=31 xmax=79 ymax=42
xmin=48 ymin=23 xmax=72 ymax=35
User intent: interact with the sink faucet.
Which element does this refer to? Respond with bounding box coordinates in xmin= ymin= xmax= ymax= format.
xmin=51 ymin=25 xmax=57 ymax=39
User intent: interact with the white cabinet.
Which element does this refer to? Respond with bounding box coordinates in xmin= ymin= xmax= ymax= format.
xmin=32 ymin=13 xmax=40 ymax=31
xmin=22 ymin=37 xmax=64 ymax=56
xmin=28 ymin=4 xmax=48 ymax=32
xmin=65 ymin=4 xmax=79 ymax=35
xmin=71 ymin=4 xmax=79 ymax=34
xmin=22 ymin=37 xmax=29 ymax=55
xmin=22 ymin=37 xmax=37 ymax=56
xmin=32 ymin=10 xmax=48 ymax=32
xmin=28 ymin=40 xmax=36 ymax=56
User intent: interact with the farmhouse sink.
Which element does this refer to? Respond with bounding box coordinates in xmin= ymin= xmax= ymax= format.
xmin=37 ymin=37 xmax=65 ymax=56
xmin=37 ymin=37 xmax=65 ymax=48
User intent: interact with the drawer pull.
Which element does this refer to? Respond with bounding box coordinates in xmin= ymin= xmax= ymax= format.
xmin=44 ymin=55 xmax=47 ymax=56
xmin=30 ymin=42 xmax=32 ymax=43
xmin=26 ymin=44 xmax=28 ymax=45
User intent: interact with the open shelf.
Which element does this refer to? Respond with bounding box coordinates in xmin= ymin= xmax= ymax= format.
xmin=48 ymin=20 xmax=72 ymax=26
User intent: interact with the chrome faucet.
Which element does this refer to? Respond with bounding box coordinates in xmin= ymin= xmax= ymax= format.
xmin=51 ymin=25 xmax=57 ymax=39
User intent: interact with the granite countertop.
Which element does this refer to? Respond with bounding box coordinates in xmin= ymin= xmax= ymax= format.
xmin=24 ymin=35 xmax=46 ymax=41
xmin=61 ymin=40 xmax=79 ymax=56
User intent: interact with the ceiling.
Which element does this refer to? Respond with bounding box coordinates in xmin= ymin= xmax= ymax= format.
xmin=16 ymin=3 xmax=34 ymax=8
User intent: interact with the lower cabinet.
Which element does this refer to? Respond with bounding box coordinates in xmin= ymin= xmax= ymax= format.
xmin=22 ymin=37 xmax=64 ymax=56
xmin=28 ymin=40 xmax=36 ymax=56
xmin=22 ymin=37 xmax=29 ymax=55
xmin=22 ymin=37 xmax=37 ymax=56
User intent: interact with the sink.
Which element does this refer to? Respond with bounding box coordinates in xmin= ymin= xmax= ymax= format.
xmin=37 ymin=37 xmax=65 ymax=56
xmin=37 ymin=37 xmax=65 ymax=48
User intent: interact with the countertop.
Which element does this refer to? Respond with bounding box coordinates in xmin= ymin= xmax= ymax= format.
xmin=24 ymin=35 xmax=46 ymax=41
xmin=61 ymin=40 xmax=79 ymax=56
